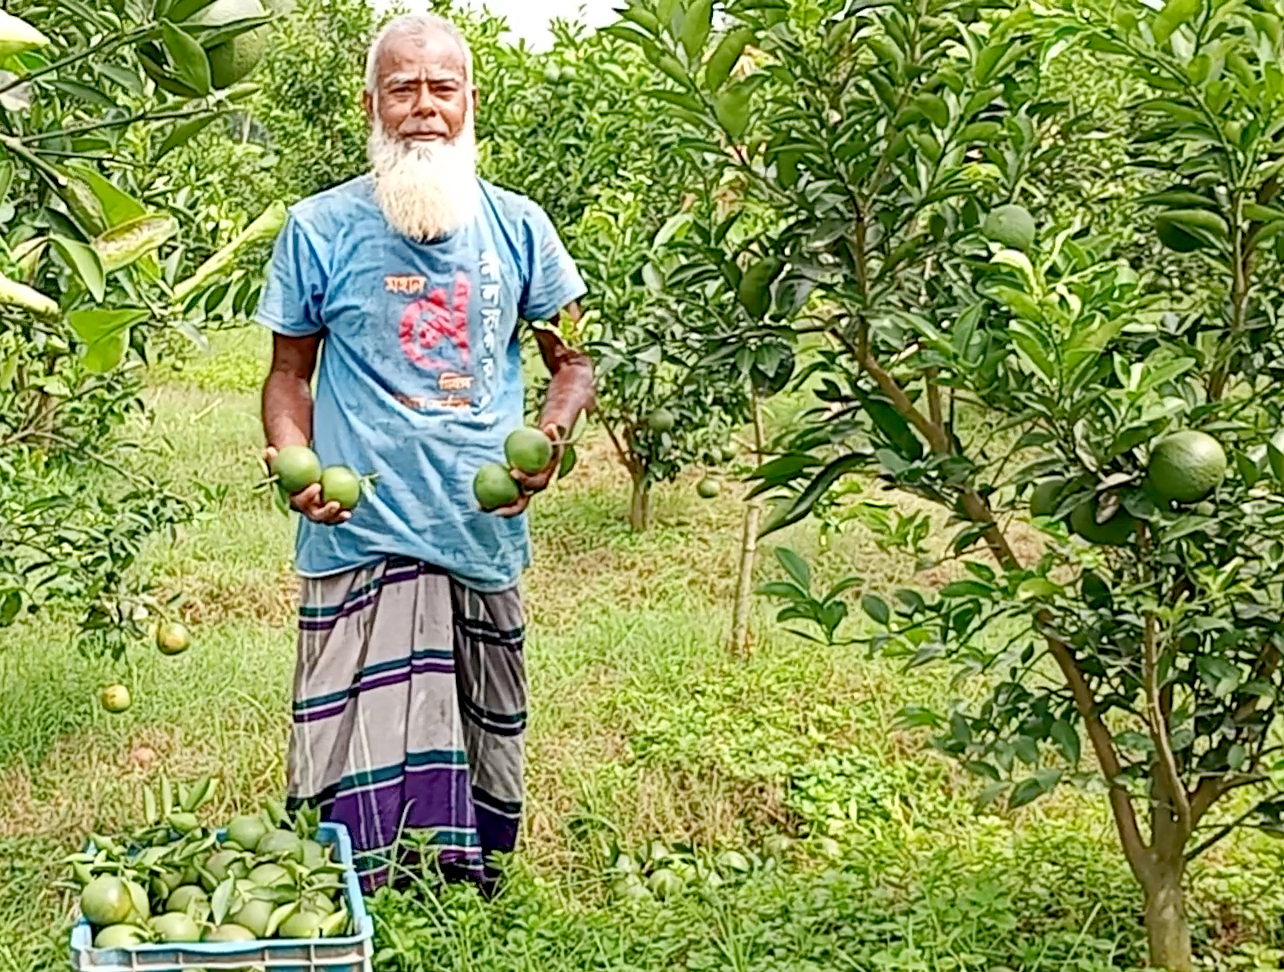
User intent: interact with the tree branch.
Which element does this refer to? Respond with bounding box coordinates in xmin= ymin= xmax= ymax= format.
xmin=1144 ymin=611 xmax=1192 ymax=834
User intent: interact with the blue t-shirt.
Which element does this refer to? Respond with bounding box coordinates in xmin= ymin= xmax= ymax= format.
xmin=255 ymin=175 xmax=587 ymax=591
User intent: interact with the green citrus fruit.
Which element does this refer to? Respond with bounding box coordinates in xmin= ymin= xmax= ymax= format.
xmin=299 ymin=838 xmax=327 ymax=868
xmin=256 ymin=830 xmax=304 ymax=862
xmin=155 ymin=619 xmax=191 ymax=655
xmin=81 ymin=875 xmax=134 ymax=927
xmin=505 ymin=427 xmax=554 ymax=474
xmin=93 ymin=924 xmax=146 ymax=948
xmin=319 ymin=466 xmax=362 ymax=510
xmin=166 ymin=885 xmax=209 ymax=918
xmin=279 ymin=909 xmax=327 ymax=938
xmin=202 ymin=849 xmax=249 ymax=888
xmin=207 ymin=28 xmax=268 ymax=89
xmin=1069 ymin=499 xmax=1136 ymax=546
xmin=474 ymin=462 xmax=521 ymax=511
xmin=247 ymin=862 xmax=291 ymax=887
xmin=300 ymin=890 xmax=337 ymax=916
xmin=696 ymin=478 xmax=721 ymax=499
xmin=1029 ymin=478 xmax=1067 ymax=518
xmin=1081 ymin=571 xmax=1111 ymax=609
xmin=1147 ymin=430 xmax=1227 ymax=503
xmin=271 ymin=445 xmax=322 ymax=495
xmin=226 ymin=814 xmax=270 ymax=851
xmin=646 ymin=408 xmax=675 ymax=433
xmin=982 ymin=204 xmax=1036 ymax=251
xmin=99 ymin=684 xmax=131 ymax=714
xmin=719 ymin=444 xmax=737 ymax=463
xmin=151 ymin=911 xmax=201 ymax=943
xmin=203 ymin=923 xmax=257 ymax=943
xmin=156 ymin=869 xmax=186 ymax=894
xmin=230 ymin=898 xmax=275 ymax=938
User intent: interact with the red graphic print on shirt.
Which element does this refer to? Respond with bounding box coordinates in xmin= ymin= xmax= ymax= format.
xmin=398 ymin=271 xmax=471 ymax=371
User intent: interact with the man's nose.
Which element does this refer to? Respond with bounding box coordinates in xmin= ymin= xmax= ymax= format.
xmin=411 ymin=82 xmax=436 ymax=116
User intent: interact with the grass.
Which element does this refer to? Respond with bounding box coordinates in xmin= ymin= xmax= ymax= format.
xmin=2 ymin=326 xmax=1283 ymax=971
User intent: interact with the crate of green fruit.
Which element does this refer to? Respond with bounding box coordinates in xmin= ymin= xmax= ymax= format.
xmin=68 ymin=812 xmax=372 ymax=972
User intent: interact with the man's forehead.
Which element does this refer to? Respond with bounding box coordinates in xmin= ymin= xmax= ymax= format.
xmin=377 ymin=30 xmax=467 ymax=82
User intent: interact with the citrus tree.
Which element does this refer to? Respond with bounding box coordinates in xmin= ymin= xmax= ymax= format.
xmin=613 ymin=0 xmax=1284 ymax=965
xmin=0 ymin=0 xmax=284 ymax=658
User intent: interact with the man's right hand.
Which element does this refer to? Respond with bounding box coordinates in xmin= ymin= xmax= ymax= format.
xmin=264 ymin=446 xmax=352 ymax=525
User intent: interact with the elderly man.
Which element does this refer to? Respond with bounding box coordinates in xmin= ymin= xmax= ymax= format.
xmin=254 ymin=13 xmax=594 ymax=895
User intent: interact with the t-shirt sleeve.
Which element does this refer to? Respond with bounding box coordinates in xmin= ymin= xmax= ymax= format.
xmin=519 ymin=203 xmax=587 ymax=323
xmin=254 ymin=212 xmax=327 ymax=337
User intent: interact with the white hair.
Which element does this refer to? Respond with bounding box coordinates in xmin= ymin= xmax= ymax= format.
xmin=365 ymin=13 xmax=474 ymax=96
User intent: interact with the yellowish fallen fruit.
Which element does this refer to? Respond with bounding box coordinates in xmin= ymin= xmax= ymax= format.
xmin=156 ymin=620 xmax=191 ymax=655
xmin=99 ymin=684 xmax=131 ymax=714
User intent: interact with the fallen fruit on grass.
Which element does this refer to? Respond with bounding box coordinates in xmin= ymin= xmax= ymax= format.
xmin=505 ymin=427 xmax=554 ymax=475
xmin=697 ymin=477 xmax=721 ymax=499
xmin=226 ymin=813 xmax=270 ymax=851
xmin=271 ymin=445 xmax=322 ymax=494
xmin=320 ymin=465 xmax=362 ymax=511
xmin=151 ymin=911 xmax=201 ymax=943
xmin=81 ymin=875 xmax=134 ymax=926
xmin=99 ymin=684 xmax=131 ymax=714
xmin=474 ymin=462 xmax=521 ymax=511
xmin=646 ymin=867 xmax=683 ymax=899
xmin=1146 ymin=430 xmax=1227 ymax=504
xmin=719 ymin=444 xmax=737 ymax=463
xmin=93 ymin=924 xmax=147 ymax=948
xmin=155 ymin=620 xmax=191 ymax=655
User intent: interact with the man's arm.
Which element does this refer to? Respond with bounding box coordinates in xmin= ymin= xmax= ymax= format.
xmin=496 ymin=302 xmax=596 ymax=516
xmin=262 ymin=333 xmax=350 ymax=524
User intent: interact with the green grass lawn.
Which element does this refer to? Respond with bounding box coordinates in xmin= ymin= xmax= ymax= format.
xmin=2 ymin=328 xmax=1282 ymax=971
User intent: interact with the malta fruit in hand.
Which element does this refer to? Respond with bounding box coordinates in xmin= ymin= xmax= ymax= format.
xmin=271 ymin=445 xmax=322 ymax=494
xmin=1146 ymin=430 xmax=1226 ymax=504
xmin=320 ymin=466 xmax=362 ymax=510
xmin=505 ymin=427 xmax=554 ymax=475
xmin=982 ymin=204 xmax=1036 ymax=252
xmin=156 ymin=620 xmax=190 ymax=656
xmin=474 ymin=463 xmax=521 ymax=511
xmin=81 ymin=875 xmax=134 ymax=927
xmin=99 ymin=684 xmax=131 ymax=714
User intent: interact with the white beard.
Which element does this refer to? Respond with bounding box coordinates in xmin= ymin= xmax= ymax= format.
xmin=369 ymin=110 xmax=480 ymax=242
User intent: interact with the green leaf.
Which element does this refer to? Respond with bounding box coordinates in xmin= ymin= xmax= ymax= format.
xmin=557 ymin=443 xmax=577 ymax=480
xmin=773 ymin=546 xmax=811 ymax=591
xmin=92 ymin=213 xmax=178 ymax=272
xmin=159 ymin=113 xmax=217 ymax=157
xmin=760 ymin=453 xmax=869 ymax=537
xmin=714 ymin=82 xmax=753 ymax=141
xmin=161 ymin=21 xmax=211 ymax=97
xmin=861 ymin=594 xmax=890 ymax=625
xmin=1152 ymin=0 xmax=1202 ymax=45
xmin=736 ymin=256 xmax=783 ymax=319
xmin=680 ymin=0 xmax=712 ymax=60
xmin=705 ymin=27 xmax=752 ymax=92
xmin=0 ymin=590 xmax=21 ymax=626
xmin=1008 ymin=770 xmax=1062 ymax=809
xmin=51 ymin=236 xmax=106 ymax=302
xmin=59 ymin=163 xmax=148 ymax=235
xmin=67 ymin=307 xmax=149 ymax=373
xmin=1050 ymin=720 xmax=1080 ymax=765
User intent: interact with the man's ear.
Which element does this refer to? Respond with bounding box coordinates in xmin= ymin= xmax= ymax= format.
xmin=471 ymin=85 xmax=479 ymax=114
xmin=362 ymin=90 xmax=374 ymax=123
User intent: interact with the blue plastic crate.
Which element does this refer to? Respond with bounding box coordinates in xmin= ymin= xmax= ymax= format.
xmin=69 ymin=822 xmax=373 ymax=972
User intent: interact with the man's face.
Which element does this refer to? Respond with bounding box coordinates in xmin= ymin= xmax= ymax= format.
xmin=366 ymin=29 xmax=473 ymax=143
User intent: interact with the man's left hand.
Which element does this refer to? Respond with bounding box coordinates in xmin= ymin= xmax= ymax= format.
xmin=493 ymin=422 xmax=564 ymax=518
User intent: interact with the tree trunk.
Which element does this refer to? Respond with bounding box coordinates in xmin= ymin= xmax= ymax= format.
xmin=1144 ymin=864 xmax=1192 ymax=971
xmin=730 ymin=499 xmax=761 ymax=655
xmin=730 ymin=391 xmax=766 ymax=655
xmin=629 ymin=475 xmax=651 ymax=532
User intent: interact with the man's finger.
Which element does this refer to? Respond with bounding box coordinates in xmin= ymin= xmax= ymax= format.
xmin=511 ymin=469 xmax=552 ymax=492
xmin=292 ymin=483 xmax=322 ymax=509
xmin=494 ymin=495 xmax=530 ymax=518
